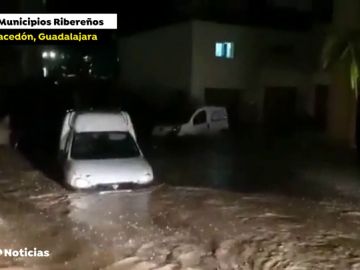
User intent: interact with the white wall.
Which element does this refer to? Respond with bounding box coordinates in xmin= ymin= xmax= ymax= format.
xmin=191 ymin=20 xmax=321 ymax=121
xmin=191 ymin=21 xmax=256 ymax=102
xmin=119 ymin=22 xmax=193 ymax=104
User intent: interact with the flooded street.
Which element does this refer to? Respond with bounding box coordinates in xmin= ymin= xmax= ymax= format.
xmin=0 ymin=0 xmax=355 ymax=268
xmin=1 ymin=134 xmax=360 ymax=269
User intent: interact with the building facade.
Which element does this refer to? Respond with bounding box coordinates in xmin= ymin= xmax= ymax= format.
xmin=119 ymin=20 xmax=329 ymax=130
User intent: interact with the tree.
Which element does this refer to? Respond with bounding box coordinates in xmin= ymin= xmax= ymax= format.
xmin=322 ymin=31 xmax=360 ymax=97
xmin=321 ymin=30 xmax=360 ymax=152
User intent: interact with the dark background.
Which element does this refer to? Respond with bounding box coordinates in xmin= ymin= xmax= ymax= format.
xmin=0 ymin=0 xmax=334 ymax=175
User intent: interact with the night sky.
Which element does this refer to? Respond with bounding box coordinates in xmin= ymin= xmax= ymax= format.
xmin=46 ymin=0 xmax=176 ymax=34
xmin=45 ymin=0 xmax=333 ymax=34
xmin=0 ymin=0 xmax=334 ymax=34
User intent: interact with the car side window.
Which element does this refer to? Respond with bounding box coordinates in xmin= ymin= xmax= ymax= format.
xmin=193 ymin=110 xmax=207 ymax=125
xmin=211 ymin=110 xmax=226 ymax=122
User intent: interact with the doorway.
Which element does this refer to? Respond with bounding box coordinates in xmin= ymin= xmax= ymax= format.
xmin=314 ymin=85 xmax=329 ymax=131
xmin=263 ymin=87 xmax=297 ymax=133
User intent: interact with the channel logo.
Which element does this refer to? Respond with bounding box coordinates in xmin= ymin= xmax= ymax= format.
xmin=0 ymin=248 xmax=50 ymax=257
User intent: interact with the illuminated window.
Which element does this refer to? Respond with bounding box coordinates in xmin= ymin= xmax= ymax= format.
xmin=215 ymin=42 xmax=234 ymax=59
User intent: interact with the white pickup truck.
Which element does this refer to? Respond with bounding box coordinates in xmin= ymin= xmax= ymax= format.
xmin=59 ymin=110 xmax=154 ymax=190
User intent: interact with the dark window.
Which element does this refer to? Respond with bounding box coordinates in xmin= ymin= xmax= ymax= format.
xmin=211 ymin=110 xmax=226 ymax=122
xmin=193 ymin=111 xmax=207 ymax=125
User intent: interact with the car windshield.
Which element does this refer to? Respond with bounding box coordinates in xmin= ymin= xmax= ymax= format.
xmin=71 ymin=132 xmax=140 ymax=160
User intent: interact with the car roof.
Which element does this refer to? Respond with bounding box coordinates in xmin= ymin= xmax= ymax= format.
xmin=72 ymin=111 xmax=132 ymax=133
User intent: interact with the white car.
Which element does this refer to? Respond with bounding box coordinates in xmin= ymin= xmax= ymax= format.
xmin=59 ymin=110 xmax=154 ymax=190
xmin=152 ymin=106 xmax=229 ymax=137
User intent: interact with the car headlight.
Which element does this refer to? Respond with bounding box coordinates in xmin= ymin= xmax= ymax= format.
xmin=170 ymin=125 xmax=181 ymax=135
xmin=138 ymin=172 xmax=153 ymax=184
xmin=71 ymin=177 xmax=92 ymax=189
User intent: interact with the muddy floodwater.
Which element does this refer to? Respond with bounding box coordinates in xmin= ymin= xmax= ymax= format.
xmin=1 ymin=134 xmax=360 ymax=269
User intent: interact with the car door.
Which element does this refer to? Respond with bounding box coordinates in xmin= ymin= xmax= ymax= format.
xmin=59 ymin=129 xmax=73 ymax=164
xmin=60 ymin=111 xmax=75 ymax=152
xmin=190 ymin=109 xmax=209 ymax=135
xmin=209 ymin=108 xmax=229 ymax=133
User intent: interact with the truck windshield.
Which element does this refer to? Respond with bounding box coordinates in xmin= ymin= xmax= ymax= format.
xmin=71 ymin=132 xmax=140 ymax=160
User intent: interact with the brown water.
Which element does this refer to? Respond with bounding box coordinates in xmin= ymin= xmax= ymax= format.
xmin=0 ymin=134 xmax=360 ymax=269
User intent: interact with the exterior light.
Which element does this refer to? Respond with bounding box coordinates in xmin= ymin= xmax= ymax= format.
xmin=83 ymin=55 xmax=91 ymax=62
xmin=42 ymin=52 xmax=49 ymax=59
xmin=49 ymin=51 xmax=56 ymax=59
xmin=42 ymin=50 xmax=58 ymax=60
xmin=43 ymin=67 xmax=48 ymax=78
